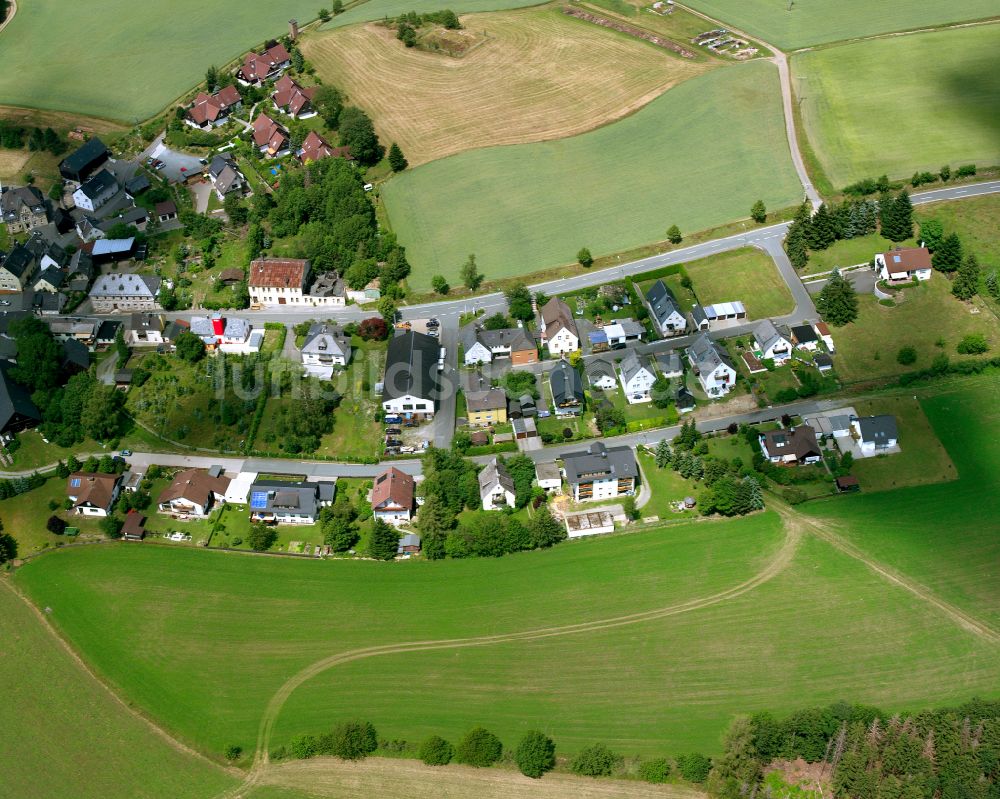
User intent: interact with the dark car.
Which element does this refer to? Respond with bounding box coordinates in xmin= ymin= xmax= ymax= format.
xmin=385 ymin=438 xmax=402 ymax=448
xmin=403 ymin=421 xmax=418 ymax=428
xmin=385 ymin=427 xmax=401 ymax=435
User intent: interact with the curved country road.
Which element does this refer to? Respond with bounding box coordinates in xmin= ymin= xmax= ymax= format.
xmin=217 ymin=516 xmax=804 ymax=799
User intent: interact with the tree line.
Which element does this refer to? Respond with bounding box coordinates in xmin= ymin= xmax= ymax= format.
xmin=0 ymin=122 xmax=68 ymax=156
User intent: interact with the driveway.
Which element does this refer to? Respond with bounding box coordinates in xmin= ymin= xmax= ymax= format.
xmin=190 ymin=180 xmax=213 ymax=214
xmin=149 ymin=140 xmax=204 ymax=184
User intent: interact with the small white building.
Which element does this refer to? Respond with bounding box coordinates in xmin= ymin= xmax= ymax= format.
xmin=618 ymin=350 xmax=656 ymax=404
xmin=586 ymin=358 xmax=617 ymax=391
xmin=72 ymin=171 xmax=118 ymax=212
xmin=534 ymin=461 xmax=562 ymax=493
xmin=371 ymin=467 xmax=415 ymax=526
xmin=478 ymin=458 xmax=516 ymax=510
xmin=603 ymin=319 xmax=644 ymax=347
xmin=852 ymin=415 xmax=899 ymax=457
xmin=876 ymin=247 xmax=932 ymax=284
xmin=753 ymin=319 xmax=792 ymax=363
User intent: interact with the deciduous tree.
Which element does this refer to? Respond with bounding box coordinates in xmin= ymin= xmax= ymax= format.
xmin=515 ymin=730 xmax=556 ymax=778
xmin=460 ymin=254 xmax=483 ymax=290
xmin=455 ymin=727 xmax=503 ymax=767
xmin=666 ymin=224 xmax=682 ymax=244
xmin=577 ymin=247 xmax=593 ymax=268
xmin=750 ymin=200 xmax=767 ymax=223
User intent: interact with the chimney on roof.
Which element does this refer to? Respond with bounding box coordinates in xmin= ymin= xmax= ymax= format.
xmin=289 ymin=19 xmax=299 ymax=40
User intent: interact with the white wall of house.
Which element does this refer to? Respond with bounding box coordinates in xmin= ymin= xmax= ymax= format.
xmin=382 ymin=394 xmax=435 ymax=418
xmin=375 ymin=508 xmax=411 ymax=525
xmin=482 ymin=487 xmax=515 ymax=510
xmin=464 ymin=341 xmax=492 ymax=365
xmin=698 ymin=364 xmax=736 ymax=397
xmin=573 ymin=477 xmax=630 ymax=502
xmin=547 ymin=328 xmax=579 ymax=355
xmin=591 ymin=374 xmax=616 ymax=391
xmin=620 ymin=367 xmax=655 ymax=404
xmin=762 ymin=338 xmax=792 ymax=361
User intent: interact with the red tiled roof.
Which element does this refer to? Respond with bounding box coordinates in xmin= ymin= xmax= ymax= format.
xmin=880 ymin=247 xmax=931 ymax=274
xmin=251 ymin=113 xmax=289 ymax=154
xmin=298 ymin=130 xmax=334 ymax=163
xmin=273 ymin=75 xmax=314 ymax=116
xmin=248 ymin=258 xmax=308 ymax=289
xmin=239 ymin=43 xmax=291 ymax=82
xmin=371 ymin=467 xmax=414 ymax=511
xmin=187 ymin=86 xmax=241 ymax=125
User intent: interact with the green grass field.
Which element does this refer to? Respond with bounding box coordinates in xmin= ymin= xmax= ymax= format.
xmin=14 ymin=514 xmax=786 ymax=756
xmin=805 ymin=377 xmax=1000 ymax=629
xmin=794 ymin=24 xmax=1000 ymax=187
xmin=327 ymin=0 xmax=547 ymax=28
xmin=0 ymin=583 xmax=234 ymax=799
xmin=0 ymin=0 xmax=328 ymax=120
xmin=383 ymin=60 xmax=801 ymax=290
xmin=685 ymin=247 xmax=794 ymax=318
xmin=683 ymin=0 xmax=1000 ymax=49
xmin=830 ymin=279 xmax=1000 ymax=383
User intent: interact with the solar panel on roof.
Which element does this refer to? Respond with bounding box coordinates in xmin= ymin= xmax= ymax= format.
xmin=250 ymin=491 xmax=269 ymax=509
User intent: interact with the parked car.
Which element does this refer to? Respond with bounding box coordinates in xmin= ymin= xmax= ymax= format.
xmin=426 ymin=318 xmax=439 ymax=328
xmin=385 ymin=438 xmax=402 ymax=447
xmin=385 ymin=427 xmax=401 ymax=435
xmin=384 ymin=415 xmax=402 ymax=424
xmin=403 ymin=421 xmax=418 ymax=428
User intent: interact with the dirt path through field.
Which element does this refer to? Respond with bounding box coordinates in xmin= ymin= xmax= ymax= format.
xmin=258 ymin=756 xmax=709 ymax=799
xmin=217 ymin=515 xmax=803 ymax=798
xmin=780 ymin=508 xmax=1000 ymax=645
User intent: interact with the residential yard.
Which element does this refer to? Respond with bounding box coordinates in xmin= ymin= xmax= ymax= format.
xmin=794 ymin=25 xmax=1000 ymax=186
xmin=706 ymin=431 xmax=756 ymax=466
xmin=803 ymin=233 xmax=913 ymax=274
xmin=537 ymin=412 xmax=596 ymax=443
xmin=832 ymin=278 xmax=1000 ymax=383
xmin=4 ymin=430 xmax=108 ymax=471
xmin=383 ymin=61 xmax=802 ymax=290
xmin=848 ymin=396 xmax=957 ymax=493
xmin=636 ymin=450 xmax=698 ymax=520
xmin=685 ymin=247 xmax=795 ymax=319
xmin=0 ymin=476 xmax=105 ymax=556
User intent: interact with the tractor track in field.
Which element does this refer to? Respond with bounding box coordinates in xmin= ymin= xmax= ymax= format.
xmin=783 ymin=509 xmax=1000 ymax=646
xmin=217 ymin=515 xmax=804 ymax=799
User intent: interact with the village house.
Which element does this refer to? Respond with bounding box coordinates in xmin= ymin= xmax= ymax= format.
xmin=0 ymin=366 xmax=40 ymax=438
xmin=91 ymin=238 xmax=137 ymax=264
xmin=89 ymin=273 xmax=160 ymax=312
xmin=813 ymin=321 xmax=835 ymax=352
xmin=460 ymin=324 xmax=537 ymax=366
xmin=59 ymin=138 xmax=109 ymax=182
xmin=465 ymin=388 xmax=508 ymax=427
xmin=155 ymin=201 xmax=178 ymax=223
xmin=300 ymin=323 xmax=352 ymax=378
xmin=397 ymin=532 xmax=421 ymax=555
xmin=66 ymin=471 xmax=123 ymax=516
xmin=691 ymin=301 xmax=746 ymax=331
xmin=32 ymin=267 xmax=65 ymax=297
xmin=550 ymin=360 xmax=584 ymax=415
xmin=237 ymin=42 xmax=291 ymax=86
xmin=121 ymin=511 xmax=146 ymax=541
xmin=619 ymin=350 xmax=656 ymax=403
xmin=127 ymin=313 xmax=165 ymax=346
xmin=539 ymin=297 xmax=580 ymax=355
xmin=185 ymin=85 xmax=243 ymax=129
xmin=645 ymin=279 xmax=687 ymax=336
xmin=382 ymin=330 xmax=439 ymax=420
xmin=790 ymin=324 xmax=820 ymax=351
xmin=125 ymin=174 xmax=151 ymax=199
xmin=687 ymin=333 xmax=737 ymax=397
xmin=72 ymin=170 xmax=118 ymax=212
xmin=47 ymin=318 xmax=98 ymax=348
xmin=158 ymin=467 xmax=231 ymax=517
xmin=0 ymin=245 xmax=38 ymax=293
xmin=208 ymin=153 xmax=246 ymax=200
xmin=876 ymin=247 xmax=932 ymax=284
xmin=371 ymin=466 xmax=415 ymax=525
xmin=248 ymin=258 xmax=344 ymax=308
xmin=759 ymin=425 xmax=822 ymax=465
xmin=298 ymin=131 xmax=351 ymax=164
xmin=656 ymin=351 xmax=684 ymax=379
xmin=753 ymin=319 xmax=793 ymax=363
xmin=251 ymin=113 xmax=290 ymax=158
xmin=603 ymin=318 xmax=645 ymax=348
xmin=561 ymin=441 xmax=637 ymax=502
xmin=248 ymin=479 xmax=335 ymax=525
xmin=478 ymin=458 xmax=516 ymax=510
xmin=534 ymin=461 xmax=562 ymax=493
xmin=852 ymin=415 xmax=899 ymax=456
xmin=586 ymin=357 xmax=617 ymax=391
xmin=189 ymin=314 xmax=263 ymax=354
xmin=272 ymin=74 xmax=315 ymax=118
xmin=61 ymin=339 xmax=90 ymax=372
xmin=1 ymin=186 xmax=48 ymax=233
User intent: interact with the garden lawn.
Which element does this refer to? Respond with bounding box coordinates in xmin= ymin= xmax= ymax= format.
xmin=847 ymin=396 xmax=956 ymax=493
xmin=794 ymin=25 xmax=1000 ymax=187
xmin=0 ymin=475 xmax=105 ymax=555
xmin=14 ymin=512 xmax=785 ymax=756
xmin=636 ymin=449 xmax=699 ymax=518
xmin=5 ymin=429 xmax=106 ymax=471
xmin=0 ymin=584 xmax=236 ymax=799
xmin=0 ymin=0 xmax=331 ymax=120
xmin=832 ymin=278 xmax=1000 ymax=383
xmin=803 ymin=233 xmax=914 ymax=274
xmin=685 ymin=247 xmax=794 ymax=318
xmin=682 ymin=0 xmax=1000 ymax=49
xmin=806 ymin=377 xmax=1000 ymax=629
xmin=383 ymin=61 xmax=801 ymax=290
xmin=917 ymin=194 xmax=1000 ymax=272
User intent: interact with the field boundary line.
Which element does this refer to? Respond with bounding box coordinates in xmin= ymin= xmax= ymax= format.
xmin=218 ymin=517 xmax=802 ymax=798
xmin=790 ymin=16 xmax=1000 ymax=53
xmin=0 ymin=578 xmax=240 ymax=779
xmin=784 ymin=508 xmax=1000 ymax=645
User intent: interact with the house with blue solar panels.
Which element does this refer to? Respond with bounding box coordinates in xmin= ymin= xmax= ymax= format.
xmin=248 ymin=479 xmax=335 ymax=525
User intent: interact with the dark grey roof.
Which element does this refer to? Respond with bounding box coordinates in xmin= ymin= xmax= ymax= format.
xmin=249 ymin=479 xmax=332 ymax=518
xmin=814 ymin=353 xmax=833 ymax=369
xmin=477 ymin=326 xmax=534 ymax=352
xmin=125 ymin=175 xmax=151 ymax=195
xmin=382 ymin=330 xmax=439 ymax=402
xmin=68 ymin=249 xmax=95 ymax=278
xmin=1 ymin=245 xmax=36 ymax=279
xmin=753 ymin=319 xmax=788 ymax=353
xmin=586 ymin=357 xmax=615 ymax=383
xmin=656 ymin=351 xmax=682 ymax=374
xmin=77 ymin=170 xmax=118 ymax=201
xmin=518 ymin=393 xmax=536 ymax=409
xmin=215 ymin=164 xmax=243 ymax=195
xmin=209 ymin=153 xmax=235 ymax=179
xmin=478 ymin=457 xmax=515 ymax=498
xmin=96 ymin=320 xmax=121 ymax=341
xmin=646 ymin=279 xmax=684 ymax=326
xmin=855 ymin=415 xmax=898 ymax=445
xmin=466 ymin=388 xmax=506 ymax=412
xmin=619 ymin=350 xmax=652 ymax=384
xmin=62 ymin=339 xmax=90 ymax=370
xmin=550 ymin=360 xmax=583 ymax=406
xmin=675 ymin=387 xmax=695 ymax=409
xmin=0 ymin=364 xmax=41 ymax=433
xmin=59 ymin=138 xmax=108 ymax=177
xmin=791 ymin=324 xmax=818 ymax=343
xmin=688 ymin=332 xmax=734 ymax=373
xmin=36 ymin=267 xmax=66 ymax=289
xmin=691 ymin=304 xmax=708 ymax=327
xmin=561 ymin=441 xmax=637 ymax=485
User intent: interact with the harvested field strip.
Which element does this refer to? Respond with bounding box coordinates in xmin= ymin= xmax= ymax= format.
xmin=562 ymin=7 xmax=697 ymax=58
xmin=382 ymin=60 xmax=801 ymax=289
xmin=327 ymin=0 xmax=549 ymax=28
xmin=305 ymin=5 xmax=712 ymax=166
